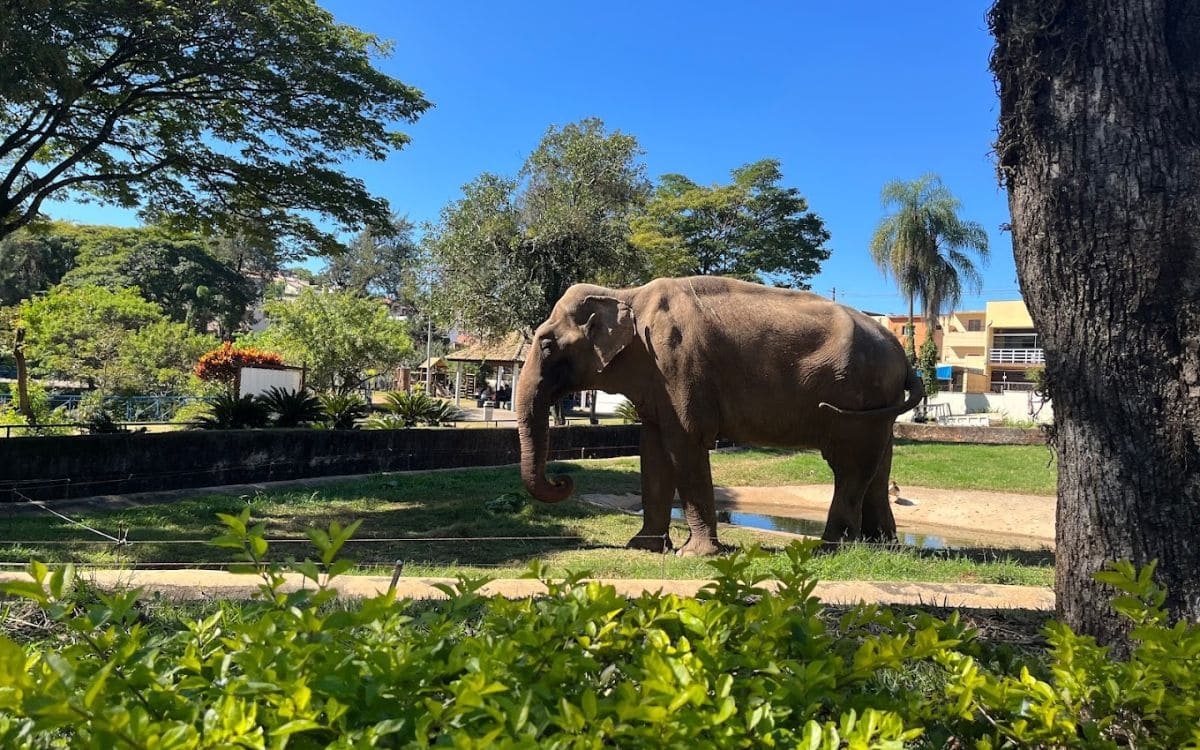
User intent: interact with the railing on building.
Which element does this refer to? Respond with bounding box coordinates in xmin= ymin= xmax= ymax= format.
xmin=990 ymin=382 xmax=1037 ymax=393
xmin=988 ymin=348 xmax=1045 ymax=364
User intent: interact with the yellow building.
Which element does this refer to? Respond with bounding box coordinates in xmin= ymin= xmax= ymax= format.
xmin=934 ymin=300 xmax=1041 ymax=393
xmin=871 ymin=300 xmax=1042 ymax=394
xmin=983 ymin=300 xmax=1042 ymax=393
xmin=938 ymin=310 xmax=989 ymax=392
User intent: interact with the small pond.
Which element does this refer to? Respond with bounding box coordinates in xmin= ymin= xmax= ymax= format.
xmin=658 ymin=507 xmax=962 ymax=550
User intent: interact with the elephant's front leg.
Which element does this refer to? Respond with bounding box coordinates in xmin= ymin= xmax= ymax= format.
xmin=672 ymin=443 xmax=721 ymax=556
xmin=628 ymin=423 xmax=676 ymax=553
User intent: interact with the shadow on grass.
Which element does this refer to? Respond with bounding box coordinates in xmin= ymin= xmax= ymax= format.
xmin=0 ymin=459 xmax=1055 ymax=576
xmin=0 ymin=462 xmax=650 ymax=569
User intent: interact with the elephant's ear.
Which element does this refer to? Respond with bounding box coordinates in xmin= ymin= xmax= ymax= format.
xmin=580 ymin=295 xmax=635 ymax=371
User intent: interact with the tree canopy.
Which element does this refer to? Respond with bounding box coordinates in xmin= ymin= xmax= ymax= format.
xmin=630 ymin=159 xmax=831 ymax=288
xmin=426 ymin=118 xmax=649 ymax=337
xmin=869 ymin=174 xmax=988 ymax=358
xmin=17 ymin=284 xmax=214 ymax=393
xmin=61 ymin=225 xmax=255 ymax=335
xmin=248 ymin=288 xmax=412 ymax=393
xmin=0 ymin=224 xmax=80 ymax=306
xmin=321 ymin=215 xmax=423 ymax=301
xmin=0 ymin=0 xmax=430 ymax=250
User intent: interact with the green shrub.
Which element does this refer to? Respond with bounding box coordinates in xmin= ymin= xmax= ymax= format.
xmin=194 ymin=392 xmax=270 ymax=429
xmin=319 ymin=392 xmax=368 ymax=430
xmin=369 ymin=390 xmax=464 ymax=429
xmin=1 ymin=519 xmax=1196 ymax=748
xmin=0 ymin=382 xmax=72 ymax=435
xmin=615 ymin=398 xmax=640 ymax=423
xmin=170 ymin=399 xmax=213 ymax=425
xmin=258 ymin=386 xmax=323 ymax=428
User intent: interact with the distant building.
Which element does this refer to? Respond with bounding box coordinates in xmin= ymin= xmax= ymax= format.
xmin=981 ymin=300 xmax=1042 ymax=393
xmin=873 ymin=301 xmax=1043 ymax=394
xmin=871 ymin=313 xmax=941 ymax=351
xmin=246 ymin=273 xmax=315 ymax=332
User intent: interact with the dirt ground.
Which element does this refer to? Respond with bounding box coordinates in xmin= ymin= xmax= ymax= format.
xmin=584 ymin=484 xmax=1056 ymax=550
xmin=0 ymin=569 xmax=1055 ymax=610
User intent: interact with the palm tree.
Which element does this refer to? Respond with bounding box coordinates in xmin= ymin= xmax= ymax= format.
xmin=869 ymin=175 xmax=989 ymax=360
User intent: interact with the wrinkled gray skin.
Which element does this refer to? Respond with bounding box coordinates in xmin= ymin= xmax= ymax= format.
xmin=517 ymin=276 xmax=923 ymax=556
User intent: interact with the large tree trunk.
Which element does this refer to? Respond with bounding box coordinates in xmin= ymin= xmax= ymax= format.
xmin=991 ymin=0 xmax=1200 ymax=643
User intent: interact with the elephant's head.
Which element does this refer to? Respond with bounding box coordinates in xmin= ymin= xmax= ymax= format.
xmin=517 ymin=291 xmax=636 ymax=503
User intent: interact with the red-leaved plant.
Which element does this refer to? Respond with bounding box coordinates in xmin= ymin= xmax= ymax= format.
xmin=195 ymin=343 xmax=285 ymax=387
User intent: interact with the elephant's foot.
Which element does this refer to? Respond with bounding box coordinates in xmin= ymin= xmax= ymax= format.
xmin=627 ymin=533 xmax=672 ymax=553
xmin=676 ymin=535 xmax=723 ymax=557
xmin=859 ymin=526 xmax=897 ymax=544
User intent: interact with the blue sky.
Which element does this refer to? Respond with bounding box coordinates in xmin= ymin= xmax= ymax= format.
xmin=45 ymin=0 xmax=1017 ymax=315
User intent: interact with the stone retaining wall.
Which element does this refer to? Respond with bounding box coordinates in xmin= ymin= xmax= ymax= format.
xmin=0 ymin=425 xmax=641 ymax=502
xmin=894 ymin=422 xmax=1046 ymax=445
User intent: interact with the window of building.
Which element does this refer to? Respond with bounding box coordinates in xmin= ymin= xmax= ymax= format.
xmin=993 ymin=331 xmax=1039 ymax=349
xmin=967 ymin=319 xmax=982 ymax=332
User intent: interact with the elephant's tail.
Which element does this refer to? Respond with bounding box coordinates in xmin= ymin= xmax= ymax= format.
xmin=818 ymin=365 xmax=924 ymax=418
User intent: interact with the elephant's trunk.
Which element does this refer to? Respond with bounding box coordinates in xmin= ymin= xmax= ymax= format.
xmin=516 ymin=360 xmax=574 ymax=503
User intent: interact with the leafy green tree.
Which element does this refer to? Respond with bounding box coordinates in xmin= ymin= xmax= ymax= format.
xmin=250 ymin=289 xmax=412 ymax=393
xmin=427 ymin=118 xmax=649 ymax=336
xmin=122 ymin=319 xmax=215 ymax=395
xmin=869 ymin=175 xmax=989 ymax=358
xmin=0 ymin=224 xmax=80 ymax=305
xmin=918 ymin=336 xmax=940 ymax=404
xmin=208 ymin=226 xmax=290 ymax=295
xmin=322 ymin=215 xmax=422 ymax=300
xmin=62 ymin=225 xmax=255 ymax=335
xmin=630 ymin=160 xmax=831 ymax=287
xmin=18 ymin=285 xmax=214 ymax=393
xmin=0 ymin=0 xmax=430 ymax=249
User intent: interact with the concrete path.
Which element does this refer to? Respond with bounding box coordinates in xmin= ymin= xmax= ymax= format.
xmin=0 ymin=569 xmax=1054 ymax=610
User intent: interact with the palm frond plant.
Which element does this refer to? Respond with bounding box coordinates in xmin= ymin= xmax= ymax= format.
xmin=319 ymin=393 xmax=368 ymax=430
xmin=615 ymin=399 xmax=641 ymax=423
xmin=83 ymin=408 xmax=127 ymax=434
xmin=368 ymin=390 xmax=435 ymax=429
xmin=195 ymin=393 xmax=271 ymax=430
xmin=426 ymin=399 xmax=465 ymax=426
xmin=869 ymin=174 xmax=989 ymax=361
xmin=368 ymin=390 xmax=465 ymax=429
xmin=259 ymin=386 xmax=323 ymax=428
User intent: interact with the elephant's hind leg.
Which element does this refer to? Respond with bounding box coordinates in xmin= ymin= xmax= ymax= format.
xmin=860 ymin=439 xmax=898 ymax=542
xmin=627 ymin=423 xmax=676 ymax=553
xmin=821 ymin=425 xmax=891 ymax=544
xmin=673 ymin=446 xmax=721 ymax=557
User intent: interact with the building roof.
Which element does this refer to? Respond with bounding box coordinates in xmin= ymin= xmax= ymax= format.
xmin=417 ymin=356 xmax=448 ymax=370
xmin=443 ymin=331 xmax=530 ymax=366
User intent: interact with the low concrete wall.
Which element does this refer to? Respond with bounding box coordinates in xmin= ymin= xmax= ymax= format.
xmin=897 ymin=391 xmax=1053 ymax=425
xmin=0 ymin=425 xmax=641 ymax=503
xmin=894 ymin=422 xmax=1046 ymax=445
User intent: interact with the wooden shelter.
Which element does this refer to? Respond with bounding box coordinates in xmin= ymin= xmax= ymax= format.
xmin=443 ymin=332 xmax=530 ymax=407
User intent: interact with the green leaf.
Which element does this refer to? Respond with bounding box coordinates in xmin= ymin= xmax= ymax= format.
xmin=82 ymin=662 xmax=115 ymax=709
xmin=272 ymin=719 xmax=323 ymax=737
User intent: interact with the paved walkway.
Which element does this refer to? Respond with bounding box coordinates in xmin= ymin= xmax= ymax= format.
xmin=0 ymin=569 xmax=1054 ymax=610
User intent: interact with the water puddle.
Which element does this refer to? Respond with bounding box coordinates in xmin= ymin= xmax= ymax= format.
xmin=662 ymin=507 xmax=960 ymax=549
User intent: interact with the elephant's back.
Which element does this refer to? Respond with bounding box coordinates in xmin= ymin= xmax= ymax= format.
xmin=638 ymin=280 xmax=909 ymax=445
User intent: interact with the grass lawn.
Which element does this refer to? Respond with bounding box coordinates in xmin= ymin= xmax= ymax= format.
xmin=1 ymin=442 xmax=1055 ymax=586
xmin=707 ymin=440 xmax=1056 ymax=495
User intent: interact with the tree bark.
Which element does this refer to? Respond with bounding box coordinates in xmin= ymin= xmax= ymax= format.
xmin=13 ymin=327 xmax=32 ymax=419
xmin=991 ymin=0 xmax=1200 ymax=644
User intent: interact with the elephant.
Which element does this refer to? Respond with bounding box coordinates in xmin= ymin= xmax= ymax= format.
xmin=516 ymin=276 xmax=923 ymax=556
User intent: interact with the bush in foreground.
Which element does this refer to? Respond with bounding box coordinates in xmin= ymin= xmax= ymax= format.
xmin=0 ymin=514 xmax=1197 ymax=748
